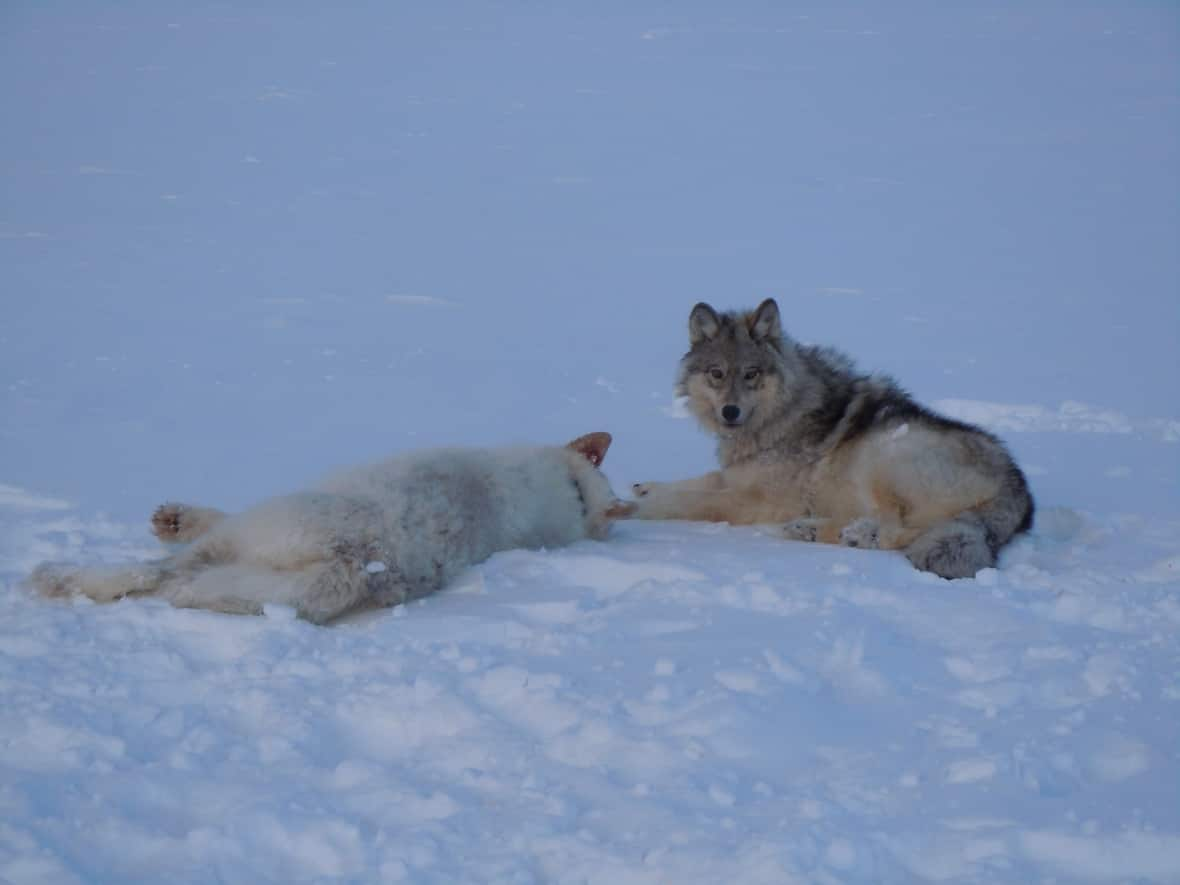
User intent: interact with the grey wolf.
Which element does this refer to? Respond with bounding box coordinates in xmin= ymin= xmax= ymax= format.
xmin=30 ymin=432 xmax=630 ymax=623
xmin=627 ymin=299 xmax=1034 ymax=578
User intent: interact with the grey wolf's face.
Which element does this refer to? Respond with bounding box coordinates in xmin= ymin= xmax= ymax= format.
xmin=678 ymin=299 xmax=783 ymax=435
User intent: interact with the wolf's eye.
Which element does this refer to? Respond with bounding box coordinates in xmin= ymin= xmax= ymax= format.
xmin=744 ymin=368 xmax=761 ymax=382
xmin=709 ymin=368 xmax=725 ymax=381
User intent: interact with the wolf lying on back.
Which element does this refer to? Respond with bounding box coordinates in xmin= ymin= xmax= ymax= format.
xmin=31 ymin=432 xmax=629 ymax=623
xmin=629 ymin=299 xmax=1033 ymax=578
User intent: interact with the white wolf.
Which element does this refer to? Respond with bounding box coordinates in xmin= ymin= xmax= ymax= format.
xmin=30 ymin=432 xmax=630 ymax=624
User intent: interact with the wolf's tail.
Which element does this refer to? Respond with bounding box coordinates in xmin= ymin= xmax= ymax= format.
xmin=905 ymin=462 xmax=1034 ymax=579
xmin=29 ymin=559 xmax=173 ymax=603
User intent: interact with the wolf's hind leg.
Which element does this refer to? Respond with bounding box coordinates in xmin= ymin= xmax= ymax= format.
xmin=161 ymin=564 xmax=301 ymax=618
xmin=29 ymin=560 xmax=171 ymax=602
xmin=28 ymin=562 xmax=81 ymax=598
xmin=292 ymin=557 xmax=381 ymax=624
xmin=160 ymin=557 xmax=372 ymax=623
xmin=152 ymin=502 xmax=228 ymax=543
xmin=163 ymin=566 xmax=267 ymax=616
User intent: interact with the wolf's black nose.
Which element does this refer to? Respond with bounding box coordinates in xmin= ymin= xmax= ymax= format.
xmin=721 ymin=405 xmax=741 ymax=423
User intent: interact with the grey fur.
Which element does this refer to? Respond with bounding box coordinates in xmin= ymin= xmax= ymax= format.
xmin=29 ymin=433 xmax=627 ymax=623
xmin=631 ymin=298 xmax=1034 ymax=579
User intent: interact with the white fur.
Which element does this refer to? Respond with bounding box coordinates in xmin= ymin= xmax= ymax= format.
xmin=29 ymin=436 xmax=624 ymax=624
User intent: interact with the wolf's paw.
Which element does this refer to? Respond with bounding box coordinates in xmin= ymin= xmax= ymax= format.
xmin=28 ymin=562 xmax=79 ymax=598
xmin=631 ymin=482 xmax=662 ymax=498
xmin=152 ymin=502 xmax=223 ymax=543
xmin=151 ymin=502 xmax=199 ymax=542
xmin=839 ymin=517 xmax=880 ymax=549
xmin=152 ymin=503 xmax=188 ymax=541
xmin=782 ymin=518 xmax=823 ymax=543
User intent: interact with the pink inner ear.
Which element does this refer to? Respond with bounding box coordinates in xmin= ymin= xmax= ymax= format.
xmin=567 ymin=431 xmax=612 ymax=467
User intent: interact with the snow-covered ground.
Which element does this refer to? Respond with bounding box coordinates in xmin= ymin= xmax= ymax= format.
xmin=2 ymin=5 xmax=1178 ymax=883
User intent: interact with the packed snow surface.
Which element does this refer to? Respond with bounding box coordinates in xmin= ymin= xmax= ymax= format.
xmin=2 ymin=4 xmax=1178 ymax=883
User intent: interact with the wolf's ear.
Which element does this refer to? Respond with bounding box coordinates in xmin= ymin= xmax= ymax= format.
xmin=566 ymin=431 xmax=612 ymax=467
xmin=689 ymin=302 xmax=721 ymax=345
xmin=748 ymin=298 xmax=781 ymax=342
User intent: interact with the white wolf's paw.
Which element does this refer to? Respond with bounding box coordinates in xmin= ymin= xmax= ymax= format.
xmin=152 ymin=502 xmax=223 ymax=543
xmin=152 ymin=503 xmax=193 ymax=542
xmin=28 ymin=562 xmax=79 ymax=598
xmin=839 ymin=517 xmax=880 ymax=549
xmin=631 ymin=482 xmax=663 ymax=498
xmin=782 ymin=518 xmax=823 ymax=543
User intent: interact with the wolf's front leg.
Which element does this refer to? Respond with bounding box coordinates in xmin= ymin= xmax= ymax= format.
xmin=631 ymin=474 xmax=798 ymax=525
xmin=152 ymin=502 xmax=228 ymax=543
xmin=629 ymin=472 xmax=726 ymax=520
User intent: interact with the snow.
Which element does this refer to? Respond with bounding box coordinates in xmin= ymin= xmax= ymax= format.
xmin=2 ymin=4 xmax=1178 ymax=883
